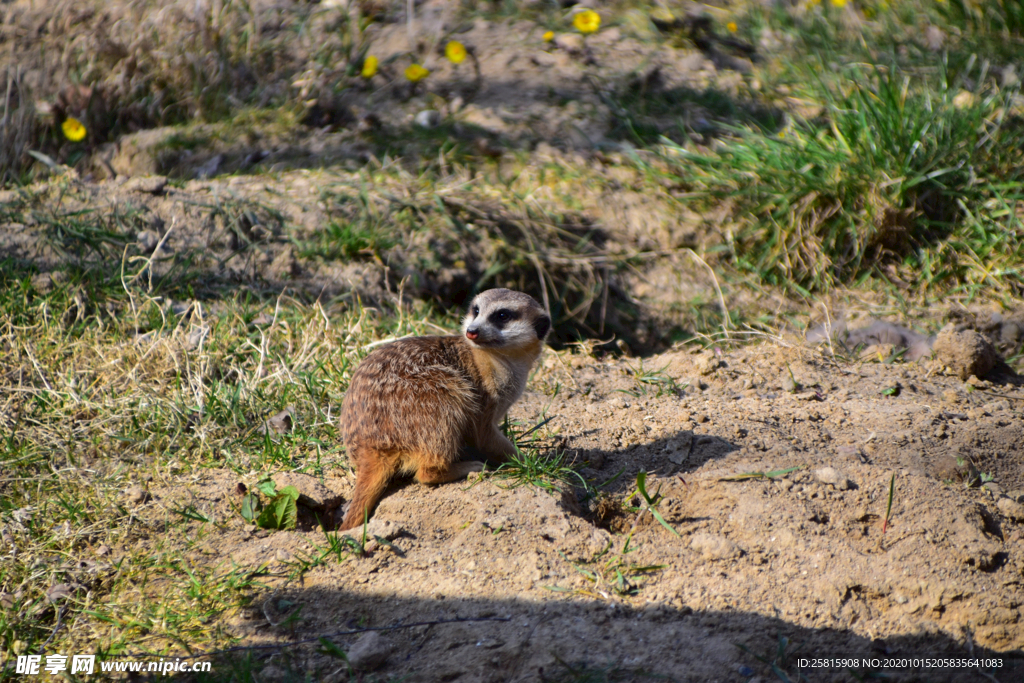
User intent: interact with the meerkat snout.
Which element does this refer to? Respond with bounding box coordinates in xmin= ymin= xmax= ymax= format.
xmin=338 ymin=289 xmax=551 ymax=530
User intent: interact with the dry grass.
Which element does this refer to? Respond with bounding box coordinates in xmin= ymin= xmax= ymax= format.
xmin=0 ymin=244 xmax=454 ymax=664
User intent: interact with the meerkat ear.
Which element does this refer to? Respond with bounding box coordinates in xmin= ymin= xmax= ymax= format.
xmin=533 ymin=314 xmax=551 ymax=340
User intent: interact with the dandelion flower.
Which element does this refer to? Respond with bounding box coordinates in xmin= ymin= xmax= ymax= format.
xmin=726 ymin=21 xmax=738 ymax=33
xmin=361 ymin=55 xmax=378 ymax=79
xmin=830 ymin=0 xmax=847 ymax=6
xmin=542 ymin=30 xmax=554 ymax=42
xmin=445 ymin=41 xmax=467 ymax=64
xmin=61 ymin=116 xmax=86 ymax=142
xmin=573 ymin=9 xmax=600 ymax=35
xmin=405 ymin=63 xmax=430 ymax=82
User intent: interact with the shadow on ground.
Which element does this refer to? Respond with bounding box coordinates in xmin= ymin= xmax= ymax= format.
xmin=185 ymin=590 xmax=1022 ymax=683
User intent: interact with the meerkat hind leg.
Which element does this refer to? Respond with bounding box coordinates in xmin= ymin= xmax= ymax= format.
xmin=416 ymin=461 xmax=484 ymax=485
xmin=339 ymin=451 xmax=394 ymax=531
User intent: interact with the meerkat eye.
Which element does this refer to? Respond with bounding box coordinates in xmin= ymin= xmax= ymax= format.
xmin=489 ymin=309 xmax=518 ymax=326
xmin=472 ymin=305 xmax=480 ymax=317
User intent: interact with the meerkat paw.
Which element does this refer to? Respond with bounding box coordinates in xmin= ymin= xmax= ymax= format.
xmin=416 ymin=460 xmax=485 ymax=485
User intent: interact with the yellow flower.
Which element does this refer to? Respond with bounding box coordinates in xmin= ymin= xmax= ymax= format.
xmin=361 ymin=55 xmax=378 ymax=79
xmin=726 ymin=21 xmax=738 ymax=32
xmin=573 ymin=9 xmax=600 ymax=35
xmin=542 ymin=30 xmax=554 ymax=42
xmin=405 ymin=63 xmax=430 ymax=82
xmin=830 ymin=0 xmax=847 ymax=6
xmin=61 ymin=116 xmax=86 ymax=142
xmin=445 ymin=41 xmax=467 ymax=64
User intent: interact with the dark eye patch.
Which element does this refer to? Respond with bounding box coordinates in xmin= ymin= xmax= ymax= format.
xmin=488 ymin=308 xmax=519 ymax=328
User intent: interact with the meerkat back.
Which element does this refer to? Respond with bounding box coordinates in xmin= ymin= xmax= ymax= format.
xmin=339 ymin=289 xmax=550 ymax=530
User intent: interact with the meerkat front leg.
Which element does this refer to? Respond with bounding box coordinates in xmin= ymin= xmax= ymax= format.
xmin=475 ymin=422 xmax=519 ymax=464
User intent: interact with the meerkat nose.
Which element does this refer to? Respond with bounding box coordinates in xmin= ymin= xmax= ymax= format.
xmin=466 ymin=329 xmax=479 ymax=340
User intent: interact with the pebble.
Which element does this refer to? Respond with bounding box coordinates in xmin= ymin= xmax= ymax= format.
xmin=690 ymin=532 xmax=741 ymax=560
xmin=123 ymin=175 xmax=168 ymax=194
xmin=346 ymin=631 xmax=393 ymax=671
xmin=125 ymin=485 xmax=148 ymax=505
xmin=553 ymin=33 xmax=584 ymax=53
xmin=997 ymin=497 xmax=1024 ymax=522
xmin=137 ymin=230 xmax=161 ymax=253
xmin=813 ymin=467 xmax=852 ymax=490
xmin=696 ymin=352 xmax=720 ymax=375
xmin=414 ymin=110 xmax=441 ymax=129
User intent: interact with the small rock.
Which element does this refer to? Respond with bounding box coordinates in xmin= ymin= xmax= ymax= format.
xmin=813 ymin=467 xmax=852 ymax=490
xmin=346 ymin=631 xmax=393 ymax=671
xmin=696 ymin=352 xmax=720 ymax=376
xmin=476 ymin=637 xmax=504 ymax=649
xmin=95 ymin=544 xmax=111 ymax=556
xmin=170 ymin=300 xmax=194 ymax=317
xmin=275 ymin=548 xmax=293 ymax=562
xmin=137 ymin=230 xmax=161 ymax=253
xmin=942 ymin=388 xmax=960 ymax=404
xmin=982 ymin=482 xmax=1003 ymax=497
xmin=338 ymin=518 xmax=403 ymax=541
xmin=185 ymin=326 xmax=210 ymax=349
xmin=30 ymin=271 xmax=68 ymax=294
xmin=0 ymin=592 xmax=13 ymax=610
xmin=258 ymin=665 xmax=286 ymax=682
xmin=554 ymin=33 xmax=584 ymax=53
xmin=1002 ymin=64 xmax=1019 ymax=88
xmin=932 ymin=325 xmax=998 ymax=380
xmin=124 ymin=175 xmax=168 ymax=194
xmin=271 ymin=472 xmax=343 ymax=512
xmin=781 ymin=374 xmax=798 ymax=393
xmin=448 ymin=96 xmax=464 ymax=114
xmin=45 ymin=583 xmax=73 ymax=603
xmin=997 ymin=497 xmax=1024 ymax=522
xmin=1000 ymin=321 xmax=1021 ymax=344
xmin=414 ymin=110 xmax=441 ymax=129
xmin=690 ymin=532 xmax=741 ymax=560
xmin=983 ymin=399 xmax=1011 ymax=414
xmin=125 ymin=485 xmax=148 ymax=505
xmin=262 ymin=408 xmax=294 ymax=435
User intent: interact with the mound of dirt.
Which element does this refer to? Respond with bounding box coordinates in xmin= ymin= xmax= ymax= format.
xmin=933 ymin=325 xmax=1000 ymax=381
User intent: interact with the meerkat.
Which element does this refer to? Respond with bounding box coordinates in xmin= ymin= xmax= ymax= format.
xmin=338 ymin=289 xmax=551 ymax=530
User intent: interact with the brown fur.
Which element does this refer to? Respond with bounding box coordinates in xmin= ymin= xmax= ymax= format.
xmin=339 ymin=291 xmax=548 ymax=530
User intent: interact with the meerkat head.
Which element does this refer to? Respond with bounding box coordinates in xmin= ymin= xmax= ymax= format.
xmin=462 ymin=289 xmax=551 ymax=351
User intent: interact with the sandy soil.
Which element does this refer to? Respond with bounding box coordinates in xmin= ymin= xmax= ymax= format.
xmin=124 ymin=340 xmax=1024 ymax=682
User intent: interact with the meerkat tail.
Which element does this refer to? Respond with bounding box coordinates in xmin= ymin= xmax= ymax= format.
xmin=340 ymin=456 xmax=393 ymax=531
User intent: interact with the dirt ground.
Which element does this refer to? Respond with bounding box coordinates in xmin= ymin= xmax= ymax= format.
xmin=4 ymin=0 xmax=1024 ymax=680
xmin=138 ymin=339 xmax=1024 ymax=682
